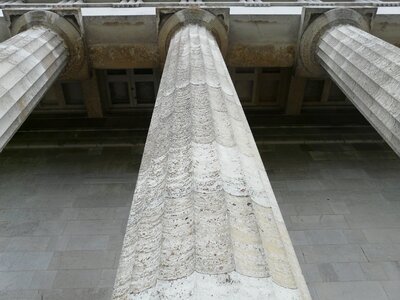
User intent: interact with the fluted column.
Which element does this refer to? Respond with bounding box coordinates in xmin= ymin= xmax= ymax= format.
xmin=317 ymin=24 xmax=400 ymax=156
xmin=0 ymin=26 xmax=68 ymax=151
xmin=113 ymin=24 xmax=310 ymax=300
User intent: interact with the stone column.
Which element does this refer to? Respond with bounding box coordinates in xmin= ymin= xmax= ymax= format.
xmin=113 ymin=12 xmax=310 ymax=300
xmin=300 ymin=8 xmax=400 ymax=156
xmin=0 ymin=10 xmax=84 ymax=152
xmin=317 ymin=25 xmax=400 ymax=156
xmin=0 ymin=26 xmax=68 ymax=151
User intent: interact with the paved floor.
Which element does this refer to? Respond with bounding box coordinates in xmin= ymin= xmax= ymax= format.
xmin=262 ymin=142 xmax=400 ymax=300
xmin=1 ymin=138 xmax=400 ymax=299
xmin=0 ymin=147 xmax=141 ymax=300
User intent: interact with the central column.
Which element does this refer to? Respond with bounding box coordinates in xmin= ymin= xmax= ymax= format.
xmin=113 ymin=18 xmax=310 ymax=300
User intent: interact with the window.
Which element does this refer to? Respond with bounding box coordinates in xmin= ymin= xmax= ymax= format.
xmin=102 ymin=68 xmax=160 ymax=109
xmin=230 ymin=67 xmax=290 ymax=108
xmin=62 ymin=82 xmax=84 ymax=105
xmin=304 ymin=80 xmax=324 ymax=103
xmin=35 ymin=81 xmax=85 ymax=112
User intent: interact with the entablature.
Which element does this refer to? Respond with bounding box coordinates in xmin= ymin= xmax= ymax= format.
xmin=1 ymin=5 xmax=400 ymax=72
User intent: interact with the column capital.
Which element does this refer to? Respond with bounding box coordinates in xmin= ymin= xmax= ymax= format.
xmin=10 ymin=10 xmax=86 ymax=79
xmin=158 ymin=8 xmax=228 ymax=62
xmin=298 ymin=8 xmax=370 ymax=77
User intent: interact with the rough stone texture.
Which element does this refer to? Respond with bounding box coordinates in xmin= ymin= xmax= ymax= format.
xmin=0 ymin=26 xmax=67 ymax=151
xmin=317 ymin=24 xmax=400 ymax=156
xmin=113 ymin=24 xmax=309 ymax=300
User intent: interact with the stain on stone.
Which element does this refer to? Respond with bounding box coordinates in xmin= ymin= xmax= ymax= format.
xmin=227 ymin=44 xmax=295 ymax=67
xmin=89 ymin=44 xmax=159 ymax=69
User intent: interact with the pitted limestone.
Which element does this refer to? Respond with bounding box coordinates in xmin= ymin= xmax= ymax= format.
xmin=113 ymin=24 xmax=310 ymax=300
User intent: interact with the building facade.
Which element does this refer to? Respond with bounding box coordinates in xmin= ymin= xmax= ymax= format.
xmin=1 ymin=2 xmax=400 ymax=300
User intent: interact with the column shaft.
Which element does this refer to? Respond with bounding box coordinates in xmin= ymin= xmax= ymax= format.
xmin=0 ymin=26 xmax=68 ymax=151
xmin=317 ymin=24 xmax=400 ymax=156
xmin=113 ymin=24 xmax=310 ymax=300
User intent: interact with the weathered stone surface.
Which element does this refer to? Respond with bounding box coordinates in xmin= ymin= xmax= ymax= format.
xmin=113 ymin=24 xmax=310 ymax=299
xmin=0 ymin=26 xmax=67 ymax=151
xmin=317 ymin=24 xmax=400 ymax=156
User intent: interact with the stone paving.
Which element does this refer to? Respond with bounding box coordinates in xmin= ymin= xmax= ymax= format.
xmin=0 ymin=147 xmax=141 ymax=300
xmin=1 ymin=137 xmax=400 ymax=299
xmin=263 ymin=142 xmax=400 ymax=300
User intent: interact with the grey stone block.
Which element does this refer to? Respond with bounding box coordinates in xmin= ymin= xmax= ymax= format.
xmin=382 ymin=261 xmax=400 ymax=280
xmin=345 ymin=214 xmax=400 ymax=229
xmin=49 ymin=250 xmax=117 ymax=270
xmin=0 ymin=271 xmax=34 ymax=290
xmin=0 ymin=289 xmax=41 ymax=300
xmin=300 ymin=264 xmax=323 ymax=283
xmin=0 ymin=221 xmax=39 ymax=237
xmin=322 ymin=178 xmax=378 ymax=191
xmin=52 ymin=270 xmax=102 ymax=289
xmin=6 ymin=236 xmax=50 ymax=251
xmin=107 ymin=235 xmax=125 ymax=251
xmin=331 ymin=262 xmax=365 ymax=281
xmin=295 ymin=201 xmax=334 ymax=215
xmin=381 ymin=281 xmax=400 ymax=300
xmin=345 ymin=201 xmax=394 ymax=216
xmin=314 ymin=281 xmax=388 ymax=300
xmin=66 ymin=235 xmax=110 ymax=251
xmin=294 ymin=246 xmax=306 ymax=264
xmin=32 ymin=221 xmax=66 ymax=236
xmin=361 ymin=244 xmax=400 ymax=262
xmin=286 ymin=179 xmax=326 ymax=192
xmin=342 ymin=229 xmax=367 ymax=244
xmin=318 ymin=263 xmax=338 ymax=282
xmin=289 ymin=215 xmax=348 ymax=230
xmin=42 ymin=288 xmax=113 ymax=300
xmin=329 ymin=201 xmax=350 ymax=215
xmin=321 ymin=168 xmax=368 ymax=180
xmin=361 ymin=262 xmax=389 ymax=281
xmin=363 ymin=229 xmax=400 ymax=243
xmin=0 ymin=252 xmax=53 ymax=271
xmin=289 ymin=231 xmax=308 ymax=246
xmin=0 ymin=238 xmax=10 ymax=251
xmin=63 ymin=220 xmax=124 ymax=235
xmin=278 ymin=203 xmax=297 ymax=216
xmin=29 ymin=271 xmax=57 ymax=289
xmin=75 ymin=208 xmax=117 ymax=220
xmin=99 ymin=269 xmax=117 ymax=288
xmin=382 ymin=189 xmax=400 ymax=202
xmin=46 ymin=236 xmax=70 ymax=251
xmin=305 ymin=230 xmax=347 ymax=245
xmin=300 ymin=245 xmax=367 ymax=263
